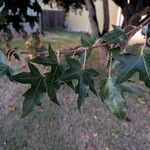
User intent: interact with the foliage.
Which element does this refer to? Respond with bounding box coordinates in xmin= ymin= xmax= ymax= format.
xmin=43 ymin=0 xmax=85 ymax=12
xmin=112 ymin=0 xmax=150 ymax=26
xmin=0 ymin=0 xmax=150 ymax=120
xmin=0 ymin=0 xmax=42 ymax=34
xmin=0 ymin=23 xmax=150 ymax=120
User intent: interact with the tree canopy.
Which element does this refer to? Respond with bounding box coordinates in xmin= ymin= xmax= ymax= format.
xmin=0 ymin=0 xmax=42 ymax=33
xmin=113 ymin=0 xmax=150 ymax=27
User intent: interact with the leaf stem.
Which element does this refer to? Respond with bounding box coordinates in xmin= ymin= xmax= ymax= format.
xmin=83 ymin=48 xmax=87 ymax=69
xmin=108 ymin=54 xmax=113 ymax=78
xmin=140 ymin=33 xmax=147 ymax=55
xmin=43 ymin=66 xmax=48 ymax=74
xmin=56 ymin=50 xmax=60 ymax=62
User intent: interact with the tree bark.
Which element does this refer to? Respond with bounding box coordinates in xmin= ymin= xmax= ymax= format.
xmin=84 ymin=0 xmax=101 ymax=36
xmin=113 ymin=0 xmax=150 ymax=28
xmin=102 ymin=0 xmax=110 ymax=34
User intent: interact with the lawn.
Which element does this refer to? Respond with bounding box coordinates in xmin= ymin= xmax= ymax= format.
xmin=0 ymin=28 xmax=150 ymax=150
xmin=11 ymin=28 xmax=81 ymax=50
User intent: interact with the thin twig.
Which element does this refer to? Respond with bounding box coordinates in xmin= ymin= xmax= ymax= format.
xmin=10 ymin=16 xmax=150 ymax=57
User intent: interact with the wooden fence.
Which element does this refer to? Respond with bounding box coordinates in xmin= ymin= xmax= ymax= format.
xmin=41 ymin=10 xmax=65 ymax=31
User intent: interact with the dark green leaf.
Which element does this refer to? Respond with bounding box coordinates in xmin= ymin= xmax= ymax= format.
xmin=58 ymin=58 xmax=99 ymax=110
xmin=22 ymin=86 xmax=45 ymax=118
xmin=102 ymin=25 xmax=127 ymax=43
xmin=31 ymin=45 xmax=74 ymax=104
xmin=109 ymin=47 xmax=121 ymax=57
xmin=81 ymin=33 xmax=96 ymax=47
xmin=30 ymin=45 xmax=57 ymax=65
xmin=44 ymin=65 xmax=61 ymax=105
xmin=12 ymin=62 xmax=46 ymax=116
xmin=120 ymin=81 xmax=145 ymax=95
xmin=114 ymin=52 xmax=150 ymax=88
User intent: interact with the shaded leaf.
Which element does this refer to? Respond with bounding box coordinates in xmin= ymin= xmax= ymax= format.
xmin=120 ymin=81 xmax=145 ymax=95
xmin=114 ymin=52 xmax=150 ymax=88
xmin=81 ymin=33 xmax=97 ymax=47
xmin=11 ymin=62 xmax=46 ymax=117
xmin=22 ymin=85 xmax=45 ymax=117
xmin=44 ymin=65 xmax=61 ymax=105
xmin=30 ymin=45 xmax=57 ymax=65
xmin=102 ymin=25 xmax=127 ymax=43
xmin=31 ymin=45 xmax=74 ymax=104
xmin=58 ymin=58 xmax=99 ymax=110
xmin=109 ymin=47 xmax=121 ymax=57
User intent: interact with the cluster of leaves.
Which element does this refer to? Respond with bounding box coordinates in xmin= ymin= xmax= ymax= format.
xmin=43 ymin=0 xmax=85 ymax=12
xmin=0 ymin=26 xmax=150 ymax=120
xmin=0 ymin=0 xmax=42 ymax=35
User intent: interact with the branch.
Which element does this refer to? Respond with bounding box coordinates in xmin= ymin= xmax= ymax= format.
xmin=18 ymin=17 xmax=150 ymax=57
xmin=127 ymin=7 xmax=150 ymax=25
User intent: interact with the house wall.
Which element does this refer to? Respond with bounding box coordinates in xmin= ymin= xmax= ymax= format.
xmin=40 ymin=0 xmax=119 ymax=33
xmin=66 ymin=0 xmax=118 ymax=33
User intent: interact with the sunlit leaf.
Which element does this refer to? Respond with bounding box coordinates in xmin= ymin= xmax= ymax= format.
xmin=99 ymin=78 xmax=127 ymax=120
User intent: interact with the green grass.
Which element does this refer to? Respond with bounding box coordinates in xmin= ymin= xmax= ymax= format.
xmin=10 ymin=28 xmax=81 ymax=50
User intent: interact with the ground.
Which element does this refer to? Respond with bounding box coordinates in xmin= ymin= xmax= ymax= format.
xmin=0 ymin=28 xmax=150 ymax=150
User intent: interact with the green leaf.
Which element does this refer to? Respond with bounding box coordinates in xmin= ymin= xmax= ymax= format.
xmin=44 ymin=65 xmax=62 ymax=105
xmin=0 ymin=51 xmax=16 ymax=77
xmin=22 ymin=86 xmax=45 ymax=118
xmin=65 ymin=33 xmax=97 ymax=63
xmin=31 ymin=45 xmax=74 ymax=104
xmin=99 ymin=78 xmax=127 ymax=120
xmin=30 ymin=45 xmax=57 ymax=65
xmin=80 ymin=33 xmax=96 ymax=60
xmin=11 ymin=62 xmax=46 ymax=117
xmin=126 ymin=44 xmax=141 ymax=54
xmin=45 ymin=61 xmax=75 ymax=105
xmin=120 ymin=81 xmax=145 ymax=95
xmin=102 ymin=25 xmax=127 ymax=43
xmin=58 ymin=58 xmax=99 ymax=110
xmin=109 ymin=47 xmax=121 ymax=57
xmin=114 ymin=52 xmax=150 ymax=88
xmin=81 ymin=33 xmax=96 ymax=47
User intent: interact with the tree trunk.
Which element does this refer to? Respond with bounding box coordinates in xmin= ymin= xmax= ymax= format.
xmin=84 ymin=0 xmax=101 ymax=36
xmin=102 ymin=0 xmax=110 ymax=34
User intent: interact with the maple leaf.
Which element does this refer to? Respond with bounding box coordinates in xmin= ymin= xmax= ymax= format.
xmin=99 ymin=78 xmax=127 ymax=120
xmin=114 ymin=51 xmax=150 ymax=88
xmin=31 ymin=45 xmax=57 ymax=65
xmin=99 ymin=78 xmax=145 ymax=120
xmin=65 ymin=33 xmax=96 ymax=63
xmin=44 ymin=65 xmax=62 ymax=105
xmin=0 ymin=51 xmax=16 ymax=77
xmin=11 ymin=62 xmax=46 ymax=117
xmin=102 ymin=25 xmax=127 ymax=43
xmin=58 ymin=58 xmax=99 ymax=110
xmin=31 ymin=45 xmax=74 ymax=105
